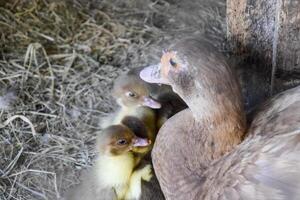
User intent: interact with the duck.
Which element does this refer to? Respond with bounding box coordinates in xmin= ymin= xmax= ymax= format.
xmin=105 ymin=66 xmax=186 ymax=130
xmin=65 ymin=124 xmax=153 ymax=200
xmin=139 ymin=38 xmax=300 ymax=200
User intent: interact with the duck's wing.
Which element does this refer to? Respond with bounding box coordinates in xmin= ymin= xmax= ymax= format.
xmin=154 ymin=118 xmax=300 ymax=200
xmin=203 ymin=86 xmax=300 ymax=200
xmin=201 ymin=128 xmax=300 ymax=200
xmin=248 ymin=86 xmax=300 ymax=137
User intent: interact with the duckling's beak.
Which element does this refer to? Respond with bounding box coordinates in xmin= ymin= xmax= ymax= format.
xmin=132 ymin=137 xmax=151 ymax=147
xmin=142 ymin=96 xmax=161 ymax=109
xmin=140 ymin=64 xmax=169 ymax=85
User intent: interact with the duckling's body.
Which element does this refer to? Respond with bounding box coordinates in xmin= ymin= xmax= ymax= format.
xmin=95 ymin=152 xmax=135 ymax=192
xmin=64 ymin=168 xmax=116 ymax=200
xmin=65 ymin=125 xmax=153 ymax=200
xmin=140 ymin=38 xmax=300 ymax=200
xmin=95 ymin=154 xmax=153 ymax=199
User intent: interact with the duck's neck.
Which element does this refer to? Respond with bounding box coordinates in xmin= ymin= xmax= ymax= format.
xmin=186 ymin=87 xmax=246 ymax=158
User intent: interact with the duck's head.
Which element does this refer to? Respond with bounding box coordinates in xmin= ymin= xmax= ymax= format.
xmin=140 ymin=38 xmax=244 ymax=120
xmin=140 ymin=44 xmax=196 ymax=96
xmin=112 ymin=75 xmax=161 ymax=109
xmin=97 ymin=125 xmax=151 ymax=156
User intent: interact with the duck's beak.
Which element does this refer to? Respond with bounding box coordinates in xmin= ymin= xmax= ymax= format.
xmin=140 ymin=64 xmax=169 ymax=85
xmin=132 ymin=137 xmax=151 ymax=147
xmin=141 ymin=96 xmax=161 ymax=109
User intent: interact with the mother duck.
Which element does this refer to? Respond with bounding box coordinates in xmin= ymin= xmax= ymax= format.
xmin=140 ymin=38 xmax=300 ymax=200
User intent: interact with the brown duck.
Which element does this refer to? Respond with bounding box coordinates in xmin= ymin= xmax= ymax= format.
xmin=140 ymin=38 xmax=300 ymax=200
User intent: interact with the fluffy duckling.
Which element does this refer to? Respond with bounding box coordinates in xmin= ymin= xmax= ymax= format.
xmin=112 ymin=71 xmax=162 ymax=110
xmin=125 ymin=66 xmax=173 ymax=101
xmin=108 ymin=67 xmax=186 ymax=129
xmin=96 ymin=125 xmax=153 ymax=200
xmin=140 ymin=38 xmax=300 ymax=199
xmin=100 ymin=71 xmax=159 ymax=144
xmin=127 ymin=67 xmax=187 ymax=128
xmin=65 ymin=124 xmax=153 ymax=200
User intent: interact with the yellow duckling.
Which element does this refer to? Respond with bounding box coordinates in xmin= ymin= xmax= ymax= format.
xmin=65 ymin=124 xmax=153 ymax=200
xmin=104 ymin=67 xmax=186 ymax=130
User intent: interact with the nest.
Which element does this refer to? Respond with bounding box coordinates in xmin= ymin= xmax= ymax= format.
xmin=0 ymin=0 xmax=225 ymax=199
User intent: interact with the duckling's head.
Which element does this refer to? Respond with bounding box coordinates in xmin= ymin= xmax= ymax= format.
xmin=140 ymin=38 xmax=244 ymax=120
xmin=97 ymin=125 xmax=151 ymax=156
xmin=112 ymin=74 xmax=161 ymax=109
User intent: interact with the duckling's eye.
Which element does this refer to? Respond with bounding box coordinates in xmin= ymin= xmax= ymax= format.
xmin=126 ymin=91 xmax=137 ymax=98
xmin=169 ymin=58 xmax=177 ymax=68
xmin=117 ymin=139 xmax=128 ymax=145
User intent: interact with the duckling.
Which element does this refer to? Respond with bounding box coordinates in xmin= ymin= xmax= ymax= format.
xmin=100 ymin=72 xmax=159 ymax=143
xmin=96 ymin=125 xmax=153 ymax=200
xmin=120 ymin=116 xmax=155 ymax=158
xmin=140 ymin=38 xmax=300 ymax=199
xmin=108 ymin=67 xmax=187 ymax=129
xmin=65 ymin=124 xmax=153 ymax=200
xmin=112 ymin=72 xmax=162 ymax=110
xmin=129 ymin=66 xmax=187 ymax=127
xmin=125 ymin=66 xmax=173 ymax=100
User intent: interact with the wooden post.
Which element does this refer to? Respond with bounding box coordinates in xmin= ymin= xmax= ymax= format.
xmin=227 ymin=0 xmax=300 ymax=94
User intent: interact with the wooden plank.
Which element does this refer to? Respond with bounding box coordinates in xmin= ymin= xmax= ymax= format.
xmin=227 ymin=0 xmax=300 ymax=94
xmin=277 ymin=0 xmax=300 ymax=71
xmin=227 ymin=0 xmax=276 ymax=65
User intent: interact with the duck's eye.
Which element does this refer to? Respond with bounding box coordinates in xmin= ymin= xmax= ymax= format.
xmin=117 ymin=139 xmax=128 ymax=145
xmin=126 ymin=91 xmax=136 ymax=98
xmin=169 ymin=58 xmax=177 ymax=68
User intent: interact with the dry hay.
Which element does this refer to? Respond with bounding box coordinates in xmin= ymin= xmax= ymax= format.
xmin=0 ymin=0 xmax=225 ymax=199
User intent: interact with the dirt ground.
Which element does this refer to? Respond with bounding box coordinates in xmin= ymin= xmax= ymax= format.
xmin=0 ymin=0 xmax=226 ymax=199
